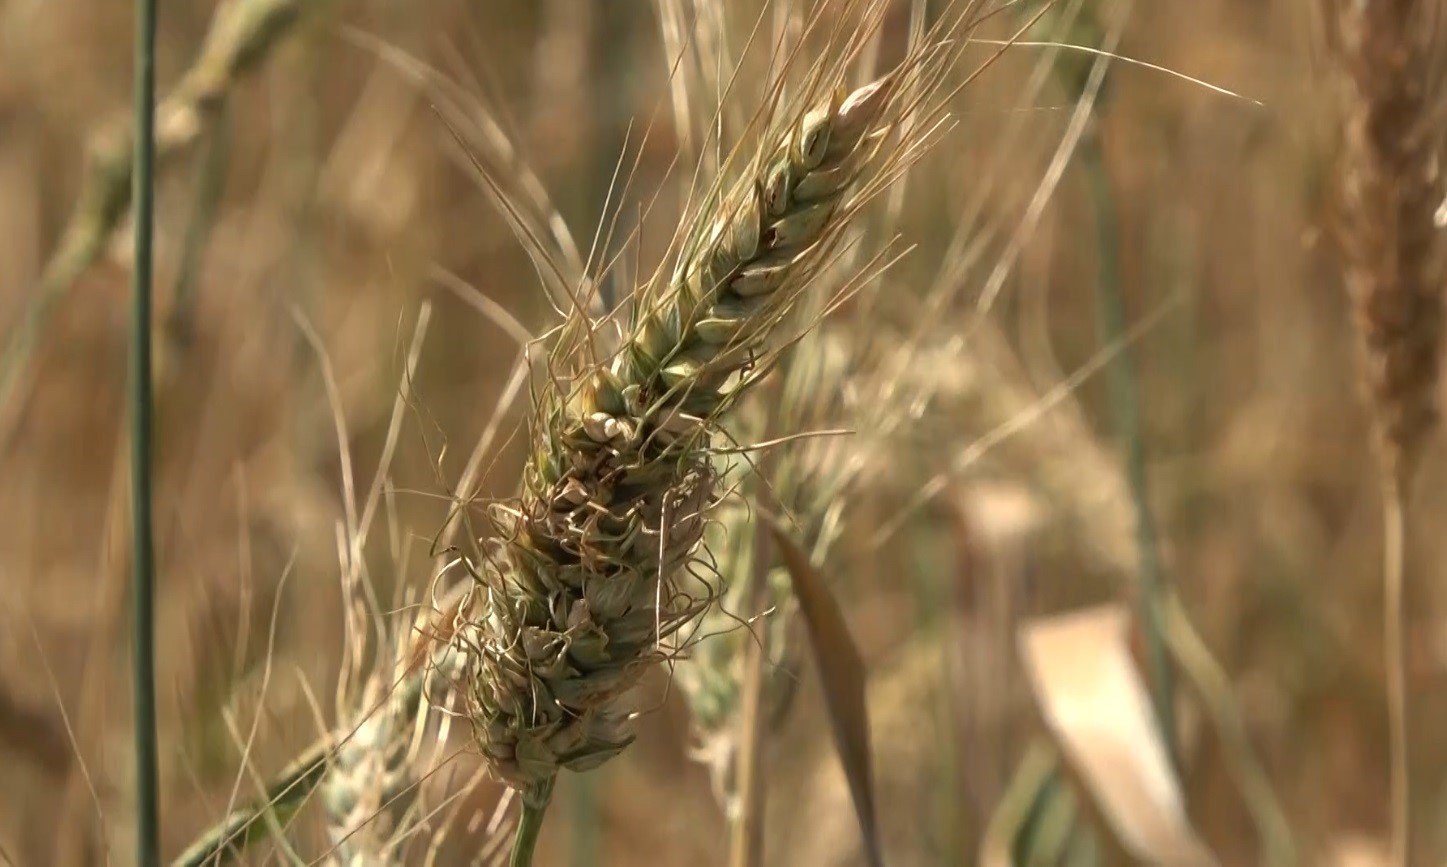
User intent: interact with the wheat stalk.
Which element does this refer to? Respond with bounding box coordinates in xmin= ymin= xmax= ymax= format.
xmin=1334 ymin=2 xmax=1445 ymax=863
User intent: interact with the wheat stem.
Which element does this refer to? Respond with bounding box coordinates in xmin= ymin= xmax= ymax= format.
xmin=1382 ymin=479 xmax=1410 ymax=867
xmin=569 ymin=770 xmax=600 ymax=867
xmin=131 ymin=0 xmax=161 ymax=859
xmin=1333 ymin=1 xmax=1444 ymax=859
xmin=1163 ymin=593 xmax=1297 ymax=867
xmin=1082 ymin=129 xmax=1177 ymax=770
xmin=728 ymin=467 xmax=779 ymax=867
xmin=168 ymin=102 xmax=233 ymax=347
xmin=510 ymin=778 xmax=555 ymax=867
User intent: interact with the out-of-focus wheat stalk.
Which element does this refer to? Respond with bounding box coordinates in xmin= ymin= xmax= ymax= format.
xmin=1333 ymin=1 xmax=1445 ymax=863
xmin=172 ymin=585 xmax=471 ymax=867
xmin=0 ymin=0 xmax=311 ymax=442
xmin=1337 ymin=0 xmax=1445 ymax=491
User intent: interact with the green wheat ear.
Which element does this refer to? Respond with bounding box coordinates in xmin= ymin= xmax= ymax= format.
xmin=456 ymin=66 xmax=921 ymax=802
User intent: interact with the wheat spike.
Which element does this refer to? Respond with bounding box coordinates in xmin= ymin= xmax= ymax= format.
xmin=1338 ymin=0 xmax=1446 ymax=488
xmin=322 ymin=640 xmax=467 ymax=865
xmin=1335 ymin=3 xmax=1445 ymax=864
xmin=456 ymin=60 xmax=922 ymax=804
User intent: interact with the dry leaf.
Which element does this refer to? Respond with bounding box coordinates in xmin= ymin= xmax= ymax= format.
xmin=767 ymin=518 xmax=882 ymax=867
xmin=1018 ymin=605 xmax=1218 ymax=867
xmin=1328 ymin=835 xmax=1389 ymax=867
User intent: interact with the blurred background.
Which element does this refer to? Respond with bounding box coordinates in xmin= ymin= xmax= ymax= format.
xmin=0 ymin=0 xmax=1442 ymax=864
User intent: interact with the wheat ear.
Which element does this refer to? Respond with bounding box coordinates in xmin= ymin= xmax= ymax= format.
xmin=1335 ymin=2 xmax=1445 ymax=864
xmin=171 ymin=588 xmax=470 ymax=866
xmin=321 ymin=609 xmax=469 ymax=866
xmin=457 ymin=66 xmax=915 ymax=811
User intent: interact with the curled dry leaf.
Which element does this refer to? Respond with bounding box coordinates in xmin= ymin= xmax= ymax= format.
xmin=1018 ymin=604 xmax=1218 ymax=867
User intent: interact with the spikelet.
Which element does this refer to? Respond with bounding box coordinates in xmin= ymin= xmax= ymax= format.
xmin=1337 ymin=0 xmax=1446 ymax=488
xmin=458 ymin=62 xmax=921 ymax=803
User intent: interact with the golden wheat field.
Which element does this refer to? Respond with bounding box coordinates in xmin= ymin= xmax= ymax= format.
xmin=0 ymin=0 xmax=1444 ymax=865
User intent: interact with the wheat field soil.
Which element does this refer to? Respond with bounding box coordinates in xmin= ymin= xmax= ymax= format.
xmin=0 ymin=0 xmax=1444 ymax=865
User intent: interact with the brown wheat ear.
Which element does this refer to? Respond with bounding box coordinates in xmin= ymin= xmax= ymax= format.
xmin=1334 ymin=2 xmax=1445 ymax=865
xmin=1338 ymin=0 xmax=1446 ymax=489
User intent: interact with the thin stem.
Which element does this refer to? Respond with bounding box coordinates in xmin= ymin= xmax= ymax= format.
xmin=570 ymin=771 xmax=599 ymax=867
xmin=511 ymin=777 xmax=557 ymax=867
xmin=1082 ymin=128 xmax=1178 ymax=770
xmin=728 ymin=522 xmax=776 ymax=867
xmin=131 ymin=0 xmax=161 ymax=861
xmin=1163 ymin=593 xmax=1297 ymax=867
xmin=1383 ymin=479 xmax=1410 ymax=867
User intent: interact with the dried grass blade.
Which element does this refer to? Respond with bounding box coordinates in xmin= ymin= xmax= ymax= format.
xmin=766 ymin=519 xmax=881 ymax=867
xmin=1018 ymin=605 xmax=1216 ymax=867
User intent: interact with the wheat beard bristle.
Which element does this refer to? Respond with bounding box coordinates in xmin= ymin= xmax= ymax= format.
xmin=1340 ymin=0 xmax=1446 ymax=488
xmin=459 ymin=71 xmax=904 ymax=800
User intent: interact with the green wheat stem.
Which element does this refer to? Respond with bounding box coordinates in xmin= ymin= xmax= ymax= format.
xmin=1081 ymin=129 xmax=1178 ymax=770
xmin=511 ymin=777 xmax=557 ymax=867
xmin=132 ymin=0 xmax=161 ymax=861
xmin=570 ymin=770 xmax=600 ymax=867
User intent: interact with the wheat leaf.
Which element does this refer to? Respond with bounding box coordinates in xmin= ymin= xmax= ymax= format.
xmin=980 ymin=742 xmax=1060 ymax=867
xmin=766 ymin=518 xmax=881 ymax=867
